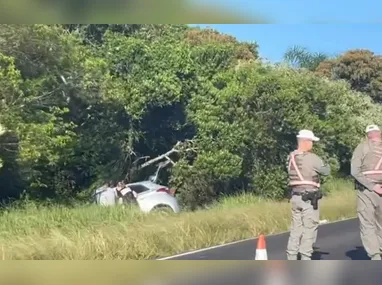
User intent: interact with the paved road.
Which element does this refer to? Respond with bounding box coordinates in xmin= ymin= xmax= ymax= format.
xmin=155 ymin=218 xmax=382 ymax=285
xmin=161 ymin=218 xmax=369 ymax=260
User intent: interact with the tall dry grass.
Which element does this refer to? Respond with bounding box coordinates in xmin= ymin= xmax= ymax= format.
xmin=0 ymin=179 xmax=356 ymax=259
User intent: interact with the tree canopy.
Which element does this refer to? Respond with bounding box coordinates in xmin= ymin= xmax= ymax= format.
xmin=315 ymin=49 xmax=382 ymax=103
xmin=0 ymin=24 xmax=380 ymax=209
xmin=283 ymin=45 xmax=332 ymax=71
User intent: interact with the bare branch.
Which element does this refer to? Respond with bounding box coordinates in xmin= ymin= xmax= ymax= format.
xmin=160 ymin=160 xmax=172 ymax=168
xmin=139 ymin=144 xmax=180 ymax=169
xmin=60 ymin=75 xmax=68 ymax=85
xmin=137 ymin=140 xmax=195 ymax=170
xmin=164 ymin=155 xmax=175 ymax=165
xmin=123 ymin=140 xmax=196 ymax=181
xmin=132 ymin=155 xmax=150 ymax=166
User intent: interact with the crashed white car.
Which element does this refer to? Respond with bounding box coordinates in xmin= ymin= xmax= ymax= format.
xmin=120 ymin=180 xmax=180 ymax=213
xmin=95 ymin=161 xmax=180 ymax=213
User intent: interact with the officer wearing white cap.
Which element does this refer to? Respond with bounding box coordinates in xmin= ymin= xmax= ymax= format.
xmin=286 ymin=129 xmax=331 ymax=260
xmin=351 ymin=124 xmax=382 ymax=260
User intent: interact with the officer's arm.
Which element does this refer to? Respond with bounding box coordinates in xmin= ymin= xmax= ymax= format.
xmin=351 ymin=144 xmax=375 ymax=191
xmin=312 ymin=155 xmax=331 ymax=176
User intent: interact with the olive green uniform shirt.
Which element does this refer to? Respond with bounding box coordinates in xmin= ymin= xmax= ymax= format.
xmin=351 ymin=139 xmax=382 ymax=191
xmin=287 ymin=151 xmax=331 ymax=191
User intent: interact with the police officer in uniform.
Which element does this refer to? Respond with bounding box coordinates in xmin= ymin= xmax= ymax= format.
xmin=351 ymin=124 xmax=382 ymax=260
xmin=286 ymin=129 xmax=331 ymax=260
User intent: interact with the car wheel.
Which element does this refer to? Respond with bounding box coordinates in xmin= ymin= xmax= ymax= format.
xmin=152 ymin=205 xmax=174 ymax=214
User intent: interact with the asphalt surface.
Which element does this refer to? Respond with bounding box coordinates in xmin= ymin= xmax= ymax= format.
xmin=154 ymin=218 xmax=382 ymax=285
xmin=162 ymin=218 xmax=369 ymax=260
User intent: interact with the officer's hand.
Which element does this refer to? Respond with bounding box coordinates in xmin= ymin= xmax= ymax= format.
xmin=373 ymin=184 xmax=382 ymax=195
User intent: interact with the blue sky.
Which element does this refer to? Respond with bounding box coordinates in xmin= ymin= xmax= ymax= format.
xmin=193 ymin=0 xmax=382 ymax=23
xmin=190 ymin=24 xmax=382 ymax=63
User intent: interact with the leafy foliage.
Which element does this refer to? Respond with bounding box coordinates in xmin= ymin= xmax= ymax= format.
xmin=283 ymin=45 xmax=331 ymax=71
xmin=0 ymin=24 xmax=380 ymax=209
xmin=315 ymin=49 xmax=382 ymax=103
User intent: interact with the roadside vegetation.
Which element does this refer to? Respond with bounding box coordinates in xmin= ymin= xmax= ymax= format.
xmin=0 ymin=24 xmax=380 ymax=259
xmin=0 ymin=179 xmax=355 ymax=259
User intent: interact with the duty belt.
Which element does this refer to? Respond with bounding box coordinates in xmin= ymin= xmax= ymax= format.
xmin=291 ymin=190 xmax=317 ymax=196
xmin=290 ymin=190 xmax=323 ymax=210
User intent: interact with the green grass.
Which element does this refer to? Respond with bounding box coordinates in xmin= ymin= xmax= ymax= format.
xmin=0 ymin=179 xmax=357 ymax=259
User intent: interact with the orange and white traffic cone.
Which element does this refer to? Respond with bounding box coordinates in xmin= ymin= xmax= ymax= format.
xmin=255 ymin=234 xmax=268 ymax=260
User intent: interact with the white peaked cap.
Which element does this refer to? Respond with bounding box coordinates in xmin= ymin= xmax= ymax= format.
xmin=296 ymin=129 xmax=320 ymax=142
xmin=365 ymin=124 xmax=380 ymax=133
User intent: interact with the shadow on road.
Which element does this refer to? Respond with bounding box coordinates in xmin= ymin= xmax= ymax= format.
xmin=296 ymin=249 xmax=330 ymax=260
xmin=345 ymin=246 xmax=369 ymax=260
xmin=309 ymin=245 xmax=330 ymax=260
xmin=312 ymin=250 xmax=330 ymax=260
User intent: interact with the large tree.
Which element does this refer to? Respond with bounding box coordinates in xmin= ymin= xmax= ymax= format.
xmin=315 ymin=49 xmax=382 ymax=103
xmin=283 ymin=45 xmax=331 ymax=71
xmin=0 ymin=24 xmax=380 ymax=210
xmin=172 ymin=62 xmax=382 ymax=208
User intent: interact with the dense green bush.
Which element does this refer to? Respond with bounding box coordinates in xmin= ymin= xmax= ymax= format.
xmin=176 ymin=64 xmax=382 ymax=205
xmin=0 ymin=24 xmax=381 ymax=208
